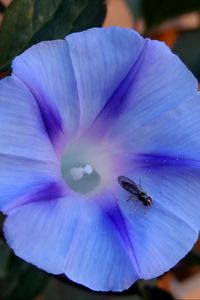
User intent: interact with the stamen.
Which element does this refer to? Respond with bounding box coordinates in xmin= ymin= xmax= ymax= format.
xmin=84 ymin=165 xmax=93 ymax=174
xmin=70 ymin=167 xmax=84 ymax=180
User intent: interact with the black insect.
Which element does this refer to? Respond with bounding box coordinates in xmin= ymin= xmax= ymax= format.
xmin=118 ymin=176 xmax=152 ymax=206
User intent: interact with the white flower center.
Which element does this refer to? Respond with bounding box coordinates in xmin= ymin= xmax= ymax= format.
xmin=61 ymin=139 xmax=117 ymax=195
xmin=69 ymin=164 xmax=94 ymax=180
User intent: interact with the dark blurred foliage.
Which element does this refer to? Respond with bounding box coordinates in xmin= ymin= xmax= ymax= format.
xmin=141 ymin=0 xmax=200 ymax=80
xmin=173 ymin=29 xmax=200 ymax=81
xmin=142 ymin=0 xmax=200 ymax=28
xmin=0 ymin=2 xmax=5 ymax=13
xmin=125 ymin=0 xmax=143 ymax=19
xmin=0 ymin=0 xmax=106 ymax=71
xmin=126 ymin=0 xmax=200 ymax=82
xmin=1 ymin=0 xmax=200 ymax=299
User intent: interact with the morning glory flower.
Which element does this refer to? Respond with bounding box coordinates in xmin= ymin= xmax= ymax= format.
xmin=0 ymin=27 xmax=200 ymax=292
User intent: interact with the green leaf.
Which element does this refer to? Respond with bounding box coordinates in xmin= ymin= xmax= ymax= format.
xmin=70 ymin=0 xmax=106 ymax=34
xmin=0 ymin=241 xmax=11 ymax=279
xmin=4 ymin=255 xmax=48 ymax=300
xmin=0 ymin=0 xmax=63 ymax=70
xmin=43 ymin=277 xmax=144 ymax=300
xmin=28 ymin=0 xmax=106 ymax=46
xmin=0 ymin=0 xmax=106 ymax=71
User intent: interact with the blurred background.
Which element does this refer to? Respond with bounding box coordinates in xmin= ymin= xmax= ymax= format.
xmin=1 ymin=0 xmax=200 ymax=299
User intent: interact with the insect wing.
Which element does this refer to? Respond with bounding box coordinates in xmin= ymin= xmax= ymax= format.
xmin=117 ymin=176 xmax=140 ymax=193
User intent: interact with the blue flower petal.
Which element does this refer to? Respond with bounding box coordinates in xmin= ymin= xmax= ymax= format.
xmin=65 ymin=27 xmax=144 ymax=135
xmin=104 ymin=35 xmax=198 ymax=141
xmin=113 ymin=89 xmax=200 ymax=238
xmin=112 ymin=109 xmax=200 ymax=280
xmin=12 ymin=40 xmax=80 ymax=149
xmin=0 ymin=77 xmax=59 ymax=211
xmin=3 ymin=27 xmax=200 ymax=292
xmin=119 ymin=94 xmax=200 ymax=163
xmin=4 ymin=196 xmax=138 ymax=291
xmin=13 ymin=28 xmax=196 ymax=143
xmin=117 ymin=186 xmax=198 ymax=279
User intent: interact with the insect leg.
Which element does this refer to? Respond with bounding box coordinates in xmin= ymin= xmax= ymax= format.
xmin=127 ymin=195 xmax=135 ymax=201
xmin=127 ymin=193 xmax=138 ymax=201
xmin=127 ymin=195 xmax=132 ymax=201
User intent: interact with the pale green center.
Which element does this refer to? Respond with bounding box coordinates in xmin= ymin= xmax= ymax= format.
xmin=61 ymin=139 xmax=115 ymax=195
xmin=61 ymin=158 xmax=100 ymax=194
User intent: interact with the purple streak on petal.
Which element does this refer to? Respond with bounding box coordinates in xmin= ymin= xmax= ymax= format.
xmin=12 ymin=40 xmax=80 ymax=153
xmin=0 ymin=76 xmax=57 ymax=162
xmin=31 ymin=92 xmax=64 ymax=149
xmin=0 ymin=152 xmax=59 ymax=214
xmin=137 ymin=153 xmax=200 ymax=168
xmin=117 ymin=152 xmax=200 ymax=174
xmin=104 ymin=42 xmax=198 ymax=149
xmin=86 ymin=41 xmax=149 ymax=140
xmin=12 ymin=75 xmax=64 ymax=151
xmin=96 ymin=192 xmax=142 ymax=277
xmin=4 ymin=180 xmax=69 ymax=214
xmin=65 ymin=28 xmax=144 ymax=136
